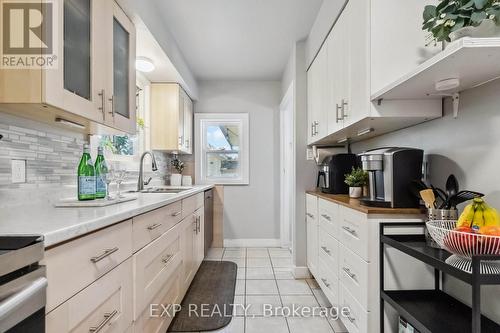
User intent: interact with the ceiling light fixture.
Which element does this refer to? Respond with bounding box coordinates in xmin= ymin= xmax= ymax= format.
xmin=135 ymin=57 xmax=155 ymax=73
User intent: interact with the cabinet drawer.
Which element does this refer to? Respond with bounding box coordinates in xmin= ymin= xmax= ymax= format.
xmin=338 ymin=207 xmax=369 ymax=261
xmin=339 ymin=284 xmax=368 ymax=333
xmin=46 ymin=258 xmax=133 ymax=333
xmin=45 ymin=220 xmax=133 ymax=312
xmin=318 ymin=199 xmax=339 ymax=238
xmin=133 ymin=201 xmax=182 ymax=252
xmin=339 ymin=246 xmax=369 ymax=311
xmin=134 ymin=267 xmax=183 ymax=333
xmin=318 ymin=228 xmax=339 ymax=277
xmin=133 ymin=223 xmax=182 ymax=319
xmin=182 ymin=193 xmax=204 ymax=218
xmin=317 ymin=257 xmax=339 ymax=306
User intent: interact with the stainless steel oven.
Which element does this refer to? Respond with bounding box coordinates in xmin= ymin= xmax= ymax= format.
xmin=0 ymin=236 xmax=46 ymax=333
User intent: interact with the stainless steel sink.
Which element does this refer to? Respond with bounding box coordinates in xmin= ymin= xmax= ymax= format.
xmin=130 ymin=187 xmax=193 ymax=194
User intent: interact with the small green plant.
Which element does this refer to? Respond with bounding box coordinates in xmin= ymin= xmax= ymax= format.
xmin=171 ymin=157 xmax=185 ymax=174
xmin=423 ymin=0 xmax=500 ymax=44
xmin=344 ymin=167 xmax=368 ymax=187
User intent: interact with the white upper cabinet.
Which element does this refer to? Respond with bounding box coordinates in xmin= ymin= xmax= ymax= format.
xmin=0 ymin=0 xmax=137 ymax=135
xmin=307 ymin=0 xmax=442 ymax=145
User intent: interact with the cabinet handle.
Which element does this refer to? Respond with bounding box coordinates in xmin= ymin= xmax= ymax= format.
xmin=196 ymin=216 xmax=201 ymax=233
xmin=321 ymin=278 xmax=330 ymax=288
xmin=90 ymin=247 xmax=119 ymax=263
xmin=342 ymin=226 xmax=357 ymax=237
xmin=321 ymin=246 xmax=331 ymax=255
xmin=89 ymin=310 xmax=118 ymax=332
xmin=193 ymin=220 xmax=198 ymax=233
xmin=98 ymin=89 xmax=106 ymax=120
xmin=342 ymin=266 xmax=357 ymax=281
xmin=108 ymin=95 xmax=115 ymax=117
xmin=311 ymin=122 xmax=315 ymax=136
xmin=341 ymin=99 xmax=348 ymax=119
xmin=313 ymin=121 xmax=319 ymax=135
xmin=306 ymin=213 xmax=314 ymax=218
xmin=162 ymin=254 xmax=174 ymax=264
xmin=321 ymin=214 xmax=331 ymax=221
xmin=185 ymin=139 xmax=190 ymax=149
xmin=171 ymin=211 xmax=181 ymax=217
xmin=179 ymin=136 xmax=184 ymax=146
xmin=147 ymin=223 xmax=162 ymax=231
xmin=336 ymin=103 xmax=343 ymax=123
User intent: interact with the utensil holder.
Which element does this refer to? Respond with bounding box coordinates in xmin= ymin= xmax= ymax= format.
xmin=425 ymin=208 xmax=458 ymax=248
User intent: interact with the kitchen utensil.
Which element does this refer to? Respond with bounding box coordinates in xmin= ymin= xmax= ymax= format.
xmin=419 ymin=189 xmax=436 ymax=209
xmin=446 ymin=174 xmax=459 ymax=198
xmin=448 ymin=190 xmax=484 ymax=209
xmin=431 ymin=184 xmax=447 ymax=207
xmin=426 ymin=220 xmax=500 ymax=273
xmin=409 ymin=180 xmax=427 ymax=201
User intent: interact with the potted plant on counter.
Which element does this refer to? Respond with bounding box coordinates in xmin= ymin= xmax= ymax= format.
xmin=171 ymin=156 xmax=184 ymax=186
xmin=345 ymin=167 xmax=368 ymax=199
xmin=422 ymin=0 xmax=500 ymax=46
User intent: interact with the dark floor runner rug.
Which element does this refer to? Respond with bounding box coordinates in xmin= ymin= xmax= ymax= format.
xmin=168 ymin=261 xmax=237 ymax=332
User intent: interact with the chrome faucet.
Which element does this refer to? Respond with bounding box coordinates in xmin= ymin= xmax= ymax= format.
xmin=138 ymin=151 xmax=158 ymax=191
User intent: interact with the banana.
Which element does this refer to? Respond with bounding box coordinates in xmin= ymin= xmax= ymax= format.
xmin=457 ymin=203 xmax=475 ymax=228
xmin=482 ymin=204 xmax=500 ymax=227
xmin=472 ymin=204 xmax=485 ymax=230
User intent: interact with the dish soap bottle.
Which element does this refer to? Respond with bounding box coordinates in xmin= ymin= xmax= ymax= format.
xmin=94 ymin=146 xmax=107 ymax=199
xmin=77 ymin=144 xmax=96 ymax=201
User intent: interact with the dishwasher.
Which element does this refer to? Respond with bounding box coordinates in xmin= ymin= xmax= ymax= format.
xmin=204 ymin=189 xmax=214 ymax=256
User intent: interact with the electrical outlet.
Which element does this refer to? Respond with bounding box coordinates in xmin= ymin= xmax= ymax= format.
xmin=11 ymin=159 xmax=26 ymax=183
xmin=306 ymin=148 xmax=314 ymax=161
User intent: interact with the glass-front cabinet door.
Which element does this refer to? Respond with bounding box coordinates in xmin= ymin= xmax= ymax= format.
xmin=107 ymin=2 xmax=136 ymax=134
xmin=44 ymin=0 xmax=105 ymax=123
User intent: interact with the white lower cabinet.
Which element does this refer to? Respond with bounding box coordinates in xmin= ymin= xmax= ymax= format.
xmin=44 ymin=192 xmax=207 ymax=332
xmin=306 ymin=194 xmax=319 ymax=276
xmin=46 ymin=258 xmax=133 ymax=333
xmin=306 ymin=193 xmax=425 ymax=333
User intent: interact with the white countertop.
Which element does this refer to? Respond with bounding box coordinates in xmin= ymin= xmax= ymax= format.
xmin=0 ymin=185 xmax=214 ymax=248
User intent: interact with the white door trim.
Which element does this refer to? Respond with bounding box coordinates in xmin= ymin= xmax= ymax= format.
xmin=279 ymin=83 xmax=296 ymax=250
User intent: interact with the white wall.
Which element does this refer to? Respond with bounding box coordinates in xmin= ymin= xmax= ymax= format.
xmin=352 ymin=78 xmax=500 ymax=323
xmin=305 ymin=0 xmax=346 ymax=68
xmin=281 ymin=41 xmax=318 ymax=269
xmin=195 ymin=81 xmax=281 ymax=243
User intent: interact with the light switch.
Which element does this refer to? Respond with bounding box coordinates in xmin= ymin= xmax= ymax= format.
xmin=306 ymin=148 xmax=314 ymax=161
xmin=11 ymin=159 xmax=26 ymax=183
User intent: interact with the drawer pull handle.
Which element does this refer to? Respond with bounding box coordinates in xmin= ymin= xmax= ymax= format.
xmin=321 ymin=214 xmax=331 ymax=221
xmin=162 ymin=254 xmax=174 ymax=264
xmin=347 ymin=315 xmax=356 ymax=323
xmin=171 ymin=211 xmax=181 ymax=217
xmin=89 ymin=309 xmax=118 ymax=332
xmin=147 ymin=223 xmax=162 ymax=231
xmin=90 ymin=247 xmax=119 ymax=263
xmin=321 ymin=278 xmax=330 ymax=288
xmin=321 ymin=246 xmax=331 ymax=255
xmin=342 ymin=226 xmax=357 ymax=236
xmin=342 ymin=267 xmax=357 ymax=281
xmin=306 ymin=213 xmax=314 ymax=218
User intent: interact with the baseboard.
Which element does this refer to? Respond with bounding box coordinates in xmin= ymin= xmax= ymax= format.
xmin=223 ymin=238 xmax=281 ymax=248
xmin=293 ymin=266 xmax=312 ymax=279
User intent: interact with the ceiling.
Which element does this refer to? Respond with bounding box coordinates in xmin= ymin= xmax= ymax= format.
xmin=149 ymin=0 xmax=323 ymax=81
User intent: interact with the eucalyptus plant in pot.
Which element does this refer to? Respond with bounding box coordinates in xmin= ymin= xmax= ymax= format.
xmin=423 ymin=0 xmax=500 ymax=46
xmin=344 ymin=167 xmax=369 ymax=199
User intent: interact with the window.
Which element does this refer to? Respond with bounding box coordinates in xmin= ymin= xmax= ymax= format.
xmin=195 ymin=113 xmax=249 ymax=185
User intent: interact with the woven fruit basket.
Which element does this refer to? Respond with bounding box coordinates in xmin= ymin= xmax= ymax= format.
xmin=426 ymin=220 xmax=500 ymax=274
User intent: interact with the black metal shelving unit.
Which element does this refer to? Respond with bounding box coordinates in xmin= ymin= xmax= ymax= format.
xmin=380 ymin=222 xmax=500 ymax=333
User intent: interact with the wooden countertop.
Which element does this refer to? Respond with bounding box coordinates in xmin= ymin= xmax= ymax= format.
xmin=306 ymin=190 xmax=425 ymax=215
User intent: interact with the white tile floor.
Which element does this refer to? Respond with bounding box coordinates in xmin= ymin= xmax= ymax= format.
xmin=199 ymin=247 xmax=347 ymax=333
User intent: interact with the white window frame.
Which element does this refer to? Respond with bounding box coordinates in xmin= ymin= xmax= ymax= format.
xmin=195 ymin=113 xmax=249 ymax=185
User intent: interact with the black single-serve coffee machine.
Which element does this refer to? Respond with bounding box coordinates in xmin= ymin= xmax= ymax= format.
xmin=317 ymin=153 xmax=359 ymax=194
xmin=359 ymin=147 xmax=423 ymax=208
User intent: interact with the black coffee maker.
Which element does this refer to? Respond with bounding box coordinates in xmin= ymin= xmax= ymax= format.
xmin=317 ymin=154 xmax=359 ymax=194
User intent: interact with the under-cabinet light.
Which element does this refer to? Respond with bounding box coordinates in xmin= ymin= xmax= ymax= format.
xmin=337 ymin=137 xmax=348 ymax=143
xmin=55 ymin=118 xmax=85 ymax=130
xmin=357 ymin=128 xmax=373 ymax=137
